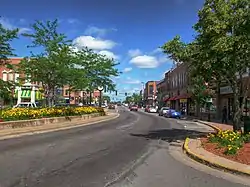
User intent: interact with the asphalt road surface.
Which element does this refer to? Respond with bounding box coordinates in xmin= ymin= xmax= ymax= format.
xmin=0 ymin=107 xmax=248 ymax=187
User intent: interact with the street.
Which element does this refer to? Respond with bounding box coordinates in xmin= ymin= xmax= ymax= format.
xmin=0 ymin=107 xmax=249 ymax=187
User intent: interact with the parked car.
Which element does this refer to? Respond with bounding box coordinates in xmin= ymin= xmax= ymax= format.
xmin=144 ymin=106 xmax=150 ymax=112
xmin=158 ymin=107 xmax=170 ymax=116
xmin=164 ymin=109 xmax=181 ymax=119
xmin=130 ymin=105 xmax=138 ymax=111
xmin=148 ymin=107 xmax=157 ymax=113
xmin=108 ymin=104 xmax=115 ymax=109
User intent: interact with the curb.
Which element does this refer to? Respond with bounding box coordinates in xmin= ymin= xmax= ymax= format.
xmin=183 ymin=137 xmax=250 ymax=177
xmin=0 ymin=113 xmax=120 ymax=140
xmin=195 ymin=120 xmax=221 ymax=132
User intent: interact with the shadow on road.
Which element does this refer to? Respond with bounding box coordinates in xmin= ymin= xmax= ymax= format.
xmin=130 ymin=128 xmax=207 ymax=143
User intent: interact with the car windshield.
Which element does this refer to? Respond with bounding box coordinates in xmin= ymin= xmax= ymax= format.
xmin=162 ymin=107 xmax=169 ymax=110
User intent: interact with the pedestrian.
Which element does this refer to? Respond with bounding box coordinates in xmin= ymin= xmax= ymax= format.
xmin=222 ymin=106 xmax=228 ymax=124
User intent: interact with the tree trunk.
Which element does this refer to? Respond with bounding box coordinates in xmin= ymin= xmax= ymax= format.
xmin=215 ymin=81 xmax=221 ymax=120
xmin=195 ymin=101 xmax=201 ymax=119
xmin=232 ymin=81 xmax=242 ymax=131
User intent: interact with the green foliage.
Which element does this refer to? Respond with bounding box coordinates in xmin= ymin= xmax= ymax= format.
xmin=0 ymin=17 xmax=19 ymax=101
xmin=16 ymin=19 xmax=120 ymax=107
xmin=125 ymin=93 xmax=142 ymax=104
xmin=207 ymin=130 xmax=250 ymax=155
xmin=103 ymin=95 xmax=111 ymax=103
xmin=161 ymin=0 xmax=250 ymax=130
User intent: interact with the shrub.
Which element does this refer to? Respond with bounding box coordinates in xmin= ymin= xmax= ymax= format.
xmin=0 ymin=106 xmax=105 ymax=121
xmin=208 ymin=130 xmax=250 ymax=155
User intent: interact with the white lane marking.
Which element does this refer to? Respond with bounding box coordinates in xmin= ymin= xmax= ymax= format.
xmin=116 ymin=113 xmax=140 ymax=130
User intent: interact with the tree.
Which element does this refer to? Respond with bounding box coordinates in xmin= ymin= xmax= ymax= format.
xmin=125 ymin=96 xmax=133 ymax=103
xmin=162 ymin=0 xmax=250 ymax=130
xmin=73 ymin=47 xmax=120 ymax=95
xmin=102 ymin=95 xmax=111 ymax=103
xmin=192 ymin=0 xmax=250 ymax=130
xmin=0 ymin=18 xmax=19 ymax=104
xmin=17 ymin=19 xmax=73 ymax=106
xmin=131 ymin=93 xmax=142 ymax=104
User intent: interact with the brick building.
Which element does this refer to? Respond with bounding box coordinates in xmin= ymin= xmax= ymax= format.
xmin=143 ymin=81 xmax=158 ymax=106
xmin=162 ymin=63 xmax=192 ymax=114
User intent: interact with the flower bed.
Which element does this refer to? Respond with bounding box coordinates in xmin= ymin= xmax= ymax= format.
xmin=0 ymin=106 xmax=105 ymax=121
xmin=201 ymin=130 xmax=250 ymax=165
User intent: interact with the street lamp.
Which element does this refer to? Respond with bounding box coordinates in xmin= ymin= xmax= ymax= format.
xmin=97 ymin=86 xmax=104 ymax=107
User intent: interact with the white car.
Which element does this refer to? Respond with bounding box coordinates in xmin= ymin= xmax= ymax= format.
xmin=159 ymin=107 xmax=170 ymax=116
xmin=148 ymin=107 xmax=157 ymax=113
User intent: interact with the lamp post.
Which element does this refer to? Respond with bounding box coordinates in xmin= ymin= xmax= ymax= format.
xmin=97 ymin=86 xmax=104 ymax=107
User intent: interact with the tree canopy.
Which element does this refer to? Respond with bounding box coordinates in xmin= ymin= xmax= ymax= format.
xmin=161 ymin=0 xmax=250 ymax=130
xmin=0 ymin=17 xmax=19 ymax=101
xmin=16 ymin=19 xmax=120 ymax=106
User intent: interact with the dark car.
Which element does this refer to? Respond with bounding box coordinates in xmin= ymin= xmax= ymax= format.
xmin=144 ymin=106 xmax=150 ymax=112
xmin=165 ymin=109 xmax=181 ymax=119
xmin=130 ymin=105 xmax=138 ymax=111
xmin=108 ymin=104 xmax=115 ymax=109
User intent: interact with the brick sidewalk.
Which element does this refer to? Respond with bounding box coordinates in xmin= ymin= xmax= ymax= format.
xmin=200 ymin=121 xmax=233 ymax=131
xmin=0 ymin=113 xmax=118 ymax=140
xmin=185 ymin=138 xmax=250 ymax=175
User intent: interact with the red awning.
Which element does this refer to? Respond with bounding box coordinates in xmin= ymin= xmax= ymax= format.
xmin=168 ymin=96 xmax=177 ymax=101
xmin=164 ymin=97 xmax=170 ymax=102
xmin=175 ymin=94 xmax=191 ymax=100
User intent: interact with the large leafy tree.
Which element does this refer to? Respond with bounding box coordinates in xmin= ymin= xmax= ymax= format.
xmin=161 ymin=37 xmax=213 ymax=116
xmin=0 ymin=18 xmax=18 ymax=102
xmin=73 ymin=47 xmax=120 ymax=94
xmin=193 ymin=0 xmax=250 ymax=130
xmin=161 ymin=0 xmax=250 ymax=130
xmin=17 ymin=19 xmax=73 ymax=106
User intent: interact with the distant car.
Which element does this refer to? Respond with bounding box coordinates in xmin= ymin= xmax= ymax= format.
xmin=130 ymin=105 xmax=138 ymax=111
xmin=148 ymin=107 xmax=157 ymax=113
xmin=108 ymin=104 xmax=115 ymax=109
xmin=165 ymin=109 xmax=181 ymax=119
xmin=158 ymin=107 xmax=170 ymax=116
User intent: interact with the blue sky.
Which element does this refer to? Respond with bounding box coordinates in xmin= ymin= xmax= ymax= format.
xmin=1 ymin=0 xmax=204 ymax=101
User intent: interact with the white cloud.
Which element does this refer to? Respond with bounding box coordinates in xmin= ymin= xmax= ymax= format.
xmin=158 ymin=56 xmax=169 ymax=63
xmin=99 ymin=50 xmax=119 ymax=60
xmin=123 ymin=77 xmax=141 ymax=84
xmin=67 ymin=18 xmax=79 ymax=24
xmin=123 ymin=67 xmax=132 ymax=73
xmin=84 ymin=26 xmax=107 ymax=37
xmin=84 ymin=26 xmax=117 ymax=37
xmin=130 ymin=55 xmax=159 ymax=68
xmin=73 ymin=36 xmax=116 ymax=50
xmin=128 ymin=49 xmax=142 ymax=57
xmin=151 ymin=48 xmax=162 ymax=55
xmin=0 ymin=17 xmax=31 ymax=34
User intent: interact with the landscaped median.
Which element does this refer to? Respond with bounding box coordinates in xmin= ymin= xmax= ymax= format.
xmin=0 ymin=106 xmax=119 ymax=139
xmin=183 ymin=121 xmax=250 ymax=176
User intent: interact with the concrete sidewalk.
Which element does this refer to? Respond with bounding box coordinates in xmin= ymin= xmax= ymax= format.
xmin=0 ymin=112 xmax=119 ymax=140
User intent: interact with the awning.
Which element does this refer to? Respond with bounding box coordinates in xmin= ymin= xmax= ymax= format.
xmin=175 ymin=93 xmax=191 ymax=100
xmin=21 ymin=90 xmax=31 ymax=98
xmin=164 ymin=97 xmax=170 ymax=102
xmin=168 ymin=96 xmax=177 ymax=101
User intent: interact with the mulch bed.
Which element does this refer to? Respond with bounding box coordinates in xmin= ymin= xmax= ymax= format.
xmin=201 ymin=137 xmax=250 ymax=165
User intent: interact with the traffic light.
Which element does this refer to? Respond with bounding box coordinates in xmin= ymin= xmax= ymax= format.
xmin=125 ymin=92 xmax=127 ymax=96
xmin=115 ymin=90 xmax=117 ymax=95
